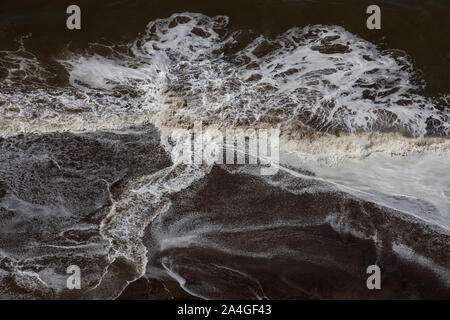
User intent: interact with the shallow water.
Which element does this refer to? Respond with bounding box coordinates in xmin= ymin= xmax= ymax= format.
xmin=0 ymin=1 xmax=449 ymax=299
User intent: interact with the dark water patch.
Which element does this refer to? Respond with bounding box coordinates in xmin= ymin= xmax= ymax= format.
xmin=0 ymin=124 xmax=172 ymax=299
xmin=139 ymin=165 xmax=450 ymax=299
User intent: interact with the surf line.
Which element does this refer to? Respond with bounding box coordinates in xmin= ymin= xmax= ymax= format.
xmin=272 ymin=159 xmax=449 ymax=231
xmin=160 ymin=120 xmax=281 ymax=175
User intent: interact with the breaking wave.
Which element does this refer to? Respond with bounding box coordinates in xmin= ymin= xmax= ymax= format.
xmin=0 ymin=12 xmax=449 ymax=299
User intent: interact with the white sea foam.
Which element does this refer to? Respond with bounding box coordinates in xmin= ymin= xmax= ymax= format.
xmin=1 ymin=12 xmax=448 ymax=228
xmin=0 ymin=13 xmax=449 ymax=291
xmin=277 ymin=149 xmax=450 ymax=230
xmin=1 ymin=13 xmax=448 ymax=137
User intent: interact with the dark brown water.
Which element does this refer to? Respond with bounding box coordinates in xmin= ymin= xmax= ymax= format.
xmin=1 ymin=0 xmax=449 ymax=93
xmin=0 ymin=1 xmax=449 ymax=299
